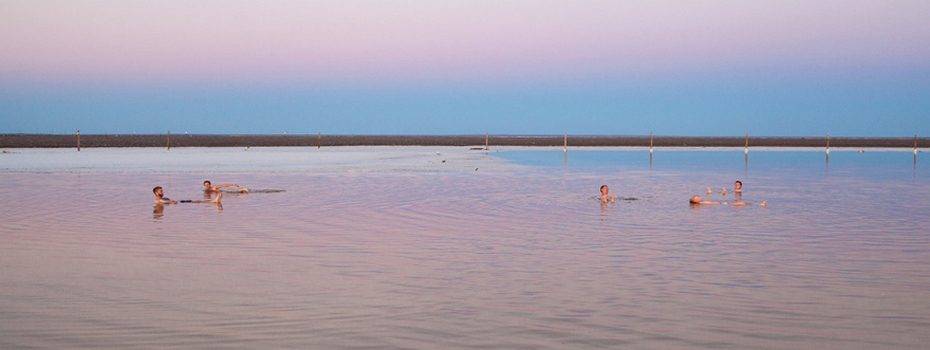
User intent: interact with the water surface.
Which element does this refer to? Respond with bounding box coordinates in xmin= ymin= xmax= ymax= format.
xmin=1 ymin=147 xmax=928 ymax=349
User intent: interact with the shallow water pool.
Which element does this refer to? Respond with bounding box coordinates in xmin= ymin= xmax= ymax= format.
xmin=1 ymin=147 xmax=928 ymax=349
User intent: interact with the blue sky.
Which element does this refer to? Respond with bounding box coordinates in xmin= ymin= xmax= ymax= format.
xmin=1 ymin=1 xmax=928 ymax=136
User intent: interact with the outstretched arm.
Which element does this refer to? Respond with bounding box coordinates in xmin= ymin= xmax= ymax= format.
xmin=213 ymin=183 xmax=238 ymax=190
xmin=187 ymin=193 xmax=222 ymax=204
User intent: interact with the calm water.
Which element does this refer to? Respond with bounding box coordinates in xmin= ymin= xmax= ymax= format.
xmin=1 ymin=148 xmax=929 ymax=349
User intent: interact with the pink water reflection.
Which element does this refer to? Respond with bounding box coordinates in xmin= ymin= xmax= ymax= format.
xmin=1 ymin=168 xmax=929 ymax=349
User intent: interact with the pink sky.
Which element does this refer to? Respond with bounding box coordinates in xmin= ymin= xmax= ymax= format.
xmin=2 ymin=0 xmax=929 ymax=85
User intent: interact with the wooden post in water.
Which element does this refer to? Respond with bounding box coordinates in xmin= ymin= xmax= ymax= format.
xmin=318 ymin=132 xmax=321 ymax=149
xmin=745 ymin=133 xmax=749 ymax=155
xmin=826 ymin=133 xmax=830 ymax=155
xmin=915 ymin=134 xmax=919 ymax=155
xmin=76 ymin=130 xmax=81 ymax=152
xmin=485 ymin=131 xmax=489 ymax=150
xmin=167 ymin=130 xmax=171 ymax=151
xmin=650 ymin=132 xmax=654 ymax=154
xmin=564 ymin=133 xmax=567 ymax=152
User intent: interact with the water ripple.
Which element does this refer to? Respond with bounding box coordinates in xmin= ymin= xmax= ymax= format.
xmin=2 ymin=167 xmax=929 ymax=349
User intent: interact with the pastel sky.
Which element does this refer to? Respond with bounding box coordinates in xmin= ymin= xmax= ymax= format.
xmin=1 ymin=0 xmax=928 ymax=136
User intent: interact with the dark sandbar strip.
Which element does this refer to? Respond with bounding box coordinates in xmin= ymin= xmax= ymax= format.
xmin=1 ymin=134 xmax=926 ymax=149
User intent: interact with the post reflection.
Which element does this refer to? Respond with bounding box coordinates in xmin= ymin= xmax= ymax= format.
xmin=825 ymin=153 xmax=830 ymax=176
xmin=744 ymin=153 xmax=748 ymax=176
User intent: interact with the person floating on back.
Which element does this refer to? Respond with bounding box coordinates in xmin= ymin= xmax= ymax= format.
xmin=204 ymin=180 xmax=249 ymax=193
xmin=690 ymin=195 xmax=765 ymax=207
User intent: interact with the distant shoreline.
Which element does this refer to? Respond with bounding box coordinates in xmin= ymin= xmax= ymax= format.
xmin=1 ymin=134 xmax=925 ymax=149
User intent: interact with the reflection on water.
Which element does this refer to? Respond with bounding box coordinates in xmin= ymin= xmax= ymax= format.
xmin=1 ymin=151 xmax=929 ymax=349
xmin=502 ymin=148 xmax=927 ymax=181
xmin=153 ymin=203 xmax=165 ymax=220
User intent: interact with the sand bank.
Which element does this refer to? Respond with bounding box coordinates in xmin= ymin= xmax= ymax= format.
xmin=0 ymin=146 xmax=521 ymax=173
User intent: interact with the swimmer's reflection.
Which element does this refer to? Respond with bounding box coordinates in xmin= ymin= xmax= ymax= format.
xmin=601 ymin=197 xmax=614 ymax=212
xmin=154 ymin=203 xmax=165 ymax=220
xmin=600 ymin=201 xmax=613 ymax=224
xmin=154 ymin=199 xmax=222 ymax=218
xmin=154 ymin=201 xmax=222 ymax=219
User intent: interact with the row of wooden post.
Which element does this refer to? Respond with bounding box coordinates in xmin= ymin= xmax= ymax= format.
xmin=568 ymin=132 xmax=919 ymax=155
xmin=72 ymin=131 xmax=920 ymax=154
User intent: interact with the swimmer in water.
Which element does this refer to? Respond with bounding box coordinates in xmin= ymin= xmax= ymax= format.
xmin=600 ymin=185 xmax=615 ymax=204
xmin=690 ymin=195 xmax=765 ymax=207
xmin=733 ymin=180 xmax=744 ymax=200
xmin=204 ymin=180 xmax=249 ymax=193
xmin=690 ymin=195 xmax=721 ymax=205
xmin=154 ymin=186 xmax=222 ymax=204
xmin=153 ymin=186 xmax=178 ymax=204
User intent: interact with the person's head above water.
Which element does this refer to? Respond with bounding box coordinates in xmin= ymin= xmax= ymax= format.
xmin=690 ymin=195 xmax=702 ymax=204
xmin=203 ymin=181 xmax=212 ymax=188
xmin=735 ymin=181 xmax=742 ymax=190
xmin=600 ymin=185 xmax=609 ymax=195
xmin=153 ymin=186 xmax=180 ymax=204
